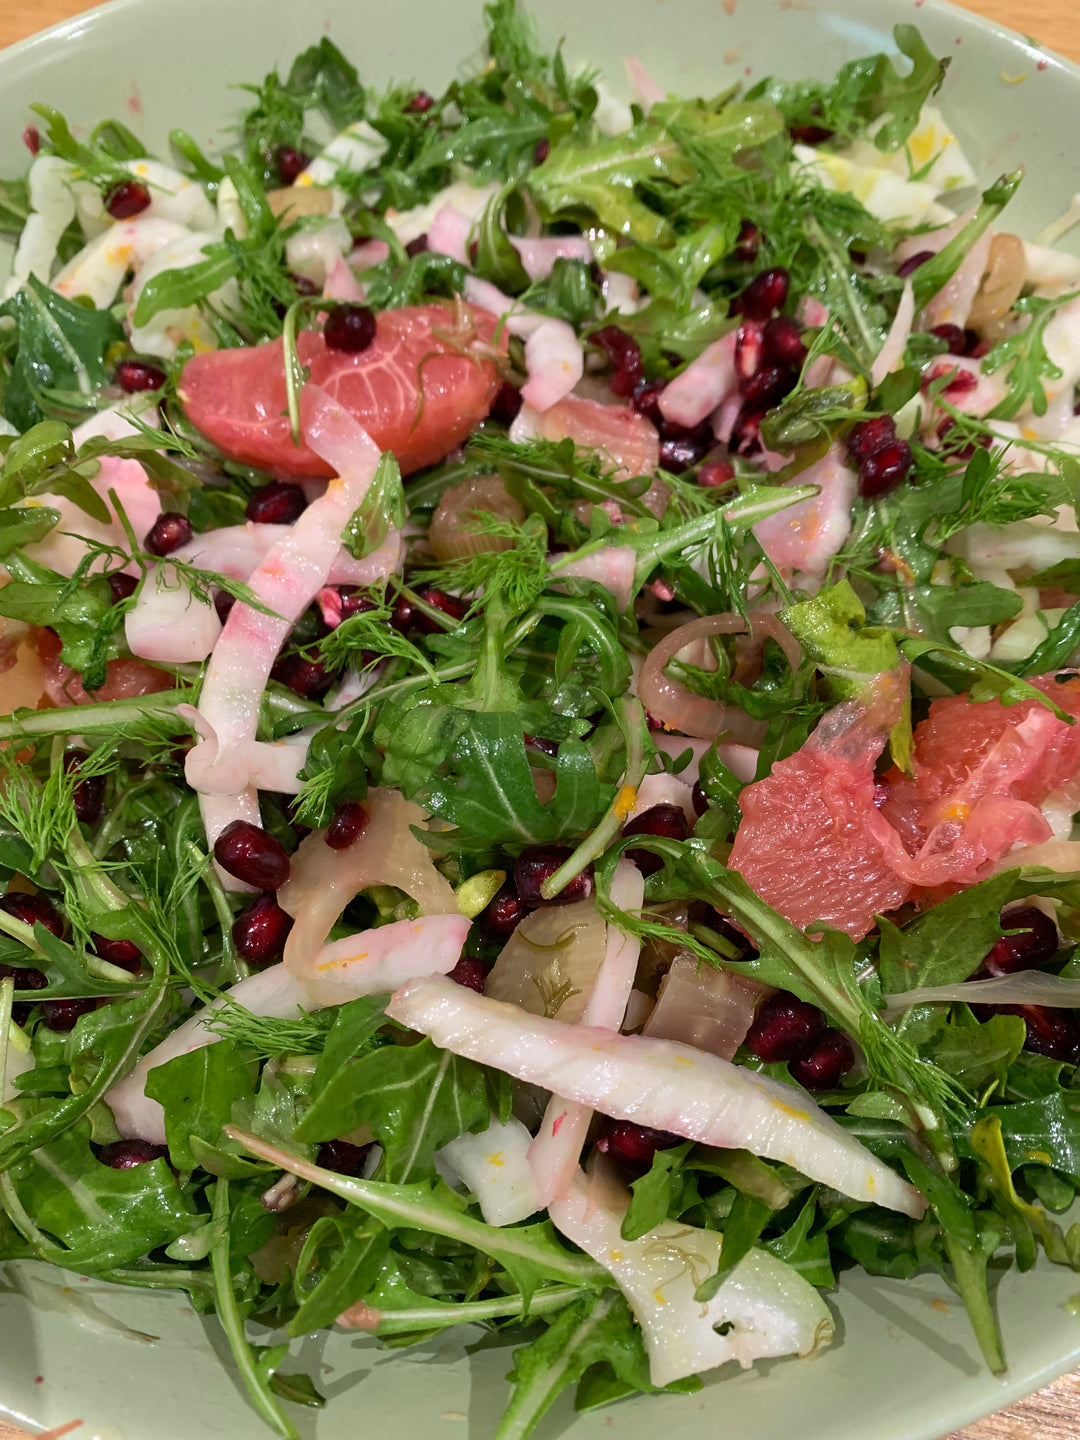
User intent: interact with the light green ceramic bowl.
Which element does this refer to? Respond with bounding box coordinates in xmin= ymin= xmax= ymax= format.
xmin=2 ymin=2 xmax=1080 ymax=1437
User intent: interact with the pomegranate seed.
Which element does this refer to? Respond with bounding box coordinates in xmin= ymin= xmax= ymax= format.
xmin=448 ymin=956 xmax=486 ymax=992
xmin=660 ymin=433 xmax=710 ymax=472
xmin=935 ymin=416 xmax=989 ymax=461
xmin=789 ymin=1029 xmax=854 ymax=1089
xmin=324 ymin=304 xmax=377 ymax=353
xmin=730 ymin=406 xmax=765 ymax=455
xmin=709 ymin=909 xmax=757 ymax=957
xmin=43 ymin=997 xmax=99 ymax=1032
xmin=698 ymin=457 xmax=735 ymax=488
xmin=963 ymin=328 xmax=982 ymax=355
xmin=245 ymin=480 xmax=307 ymax=525
xmin=789 ymin=123 xmax=834 ymax=145
xmin=735 ymin=320 xmax=764 ymax=380
xmin=405 ymin=233 xmax=429 ymax=258
xmin=92 ymin=935 xmax=143 ymax=972
xmin=484 ymin=886 xmax=527 ymax=939
xmin=591 ymin=326 xmax=644 ymax=398
xmin=514 ymin=846 xmax=593 ymax=906
xmin=271 ymin=651 xmax=335 ymax=700
xmin=979 ymin=906 xmax=1059 ymax=977
xmin=232 ymin=892 xmax=294 ymax=966
xmin=691 ymin=781 xmax=708 ymax=816
xmin=622 ymin=803 xmax=689 ymax=876
xmin=629 ymin=379 xmax=665 ymax=429
xmin=275 ymin=145 xmax=310 ymax=185
xmin=98 ymin=1139 xmax=169 ymax=1168
xmin=859 ymin=439 xmax=914 ymax=499
xmin=214 ymin=820 xmax=291 ymax=890
xmin=214 ymin=590 xmax=235 ymax=625
xmin=105 ymin=179 xmax=151 ymax=219
xmin=1018 ymin=1006 xmax=1080 ymax=1064
xmin=22 ymin=125 xmax=40 ymax=155
xmin=115 ymin=359 xmax=166 ymax=393
xmin=762 ymin=316 xmax=807 ymax=368
xmin=0 ymin=962 xmax=47 ymax=992
xmin=740 ymin=363 xmax=796 ymax=409
xmin=107 ymin=571 xmax=138 ymax=604
xmin=595 ymin=1118 xmax=682 ymax=1169
xmin=738 ymin=268 xmax=790 ymax=321
xmin=897 ymin=249 xmax=934 ymax=278
xmin=490 ymin=380 xmax=523 ymax=426
xmin=923 ymin=361 xmax=978 ymax=398
xmin=407 ymin=587 xmax=469 ymax=634
xmin=316 ymin=1139 xmax=371 ymax=1175
xmin=846 ymin=415 xmax=896 ymax=467
xmin=734 ymin=219 xmax=760 ymax=263
xmin=523 ymin=734 xmax=559 ymax=757
xmin=0 ymin=892 xmax=64 ymax=937
xmin=144 ymin=512 xmax=192 ymax=557
xmin=406 ymin=90 xmax=435 ymax=113
xmin=534 ymin=137 xmax=550 ymax=164
xmin=64 ymin=750 xmax=106 ymax=824
xmin=326 ymin=801 xmax=368 ymax=850
xmin=746 ymin=992 xmax=827 ymax=1063
xmin=930 ymin=323 xmax=966 ymax=355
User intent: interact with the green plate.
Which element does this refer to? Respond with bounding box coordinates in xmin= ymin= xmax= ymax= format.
xmin=2 ymin=1 xmax=1080 ymax=1436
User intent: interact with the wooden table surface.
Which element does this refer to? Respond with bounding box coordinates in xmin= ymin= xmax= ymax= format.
xmin=1 ymin=0 xmax=1079 ymax=1437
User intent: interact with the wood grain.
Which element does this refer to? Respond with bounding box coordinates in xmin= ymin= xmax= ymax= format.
xmin=0 ymin=0 xmax=1078 ymax=1438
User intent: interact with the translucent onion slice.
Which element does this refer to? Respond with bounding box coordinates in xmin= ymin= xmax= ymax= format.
xmin=385 ymin=976 xmax=925 ymax=1216
xmin=483 ymin=898 xmax=607 ymax=1023
xmin=428 ymin=475 xmax=525 ymax=561
xmin=885 ymin=971 xmax=1080 ymax=1011
xmin=643 ymin=952 xmax=771 ymax=1060
xmin=279 ymin=787 xmax=457 ymax=977
xmin=549 ymin=1162 xmax=834 ymax=1386
xmin=638 ymin=612 xmax=799 ymax=743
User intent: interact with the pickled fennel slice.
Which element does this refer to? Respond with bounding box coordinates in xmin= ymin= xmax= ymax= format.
xmin=385 ymin=976 xmax=924 ymax=1217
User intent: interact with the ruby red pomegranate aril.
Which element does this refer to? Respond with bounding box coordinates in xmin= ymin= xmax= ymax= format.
xmin=691 ymin=780 xmax=709 ymax=816
xmin=789 ymin=1029 xmax=854 ymax=1090
xmin=0 ymin=891 xmax=65 ymax=938
xmin=730 ymin=406 xmax=765 ymax=454
xmin=92 ymin=935 xmax=143 ymax=972
xmin=514 ymin=846 xmax=593 ymax=906
xmin=484 ymin=886 xmax=527 ymax=939
xmin=1017 ymin=1005 xmax=1080 ymax=1064
xmin=144 ymin=512 xmax=193 ymax=557
xmin=789 ymin=122 xmax=834 ymax=145
xmin=0 ymin=962 xmax=47 ymax=993
xmin=448 ymin=956 xmax=487 ymax=992
xmin=859 ymin=440 xmax=914 ymax=499
xmin=740 ymin=363 xmax=797 ymax=409
xmin=214 ymin=590 xmax=235 ymax=625
xmin=490 ymin=380 xmax=523 ymax=426
xmin=105 ymin=179 xmax=152 ymax=219
xmin=622 ymin=803 xmax=689 ymax=876
xmin=897 ymin=249 xmax=934 ymax=278
xmin=324 ymin=304 xmax=377 ymax=354
xmin=659 ymin=433 xmax=710 ymax=472
xmin=591 ymin=325 xmax=644 ymax=398
xmin=98 ymin=1139 xmax=170 ymax=1168
xmin=930 ymin=323 xmax=967 ymax=355
xmin=245 ymin=480 xmax=307 ymax=525
xmin=326 ymin=801 xmax=368 ymax=851
xmin=275 ymin=145 xmax=310 ymax=184
xmin=232 ymin=892 xmax=294 ymax=965
xmin=317 ymin=1139 xmax=372 ymax=1175
xmin=845 ymin=415 xmax=896 ymax=468
xmin=979 ymin=906 xmax=1059 ymax=977
xmin=214 ymin=820 xmax=291 ymax=890
xmin=734 ymin=219 xmax=761 ymax=263
xmin=406 ymin=90 xmax=435 ymax=113
xmin=405 ymin=233 xmax=429 ymax=258
xmin=595 ymin=1118 xmax=683 ymax=1169
xmin=22 ymin=126 xmax=40 ymax=155
xmin=746 ymin=992 xmax=827 ymax=1063
xmin=762 ymin=316 xmax=808 ymax=368
xmin=631 ymin=378 xmax=666 ymax=426
xmin=271 ymin=651 xmax=335 ymax=700
xmin=107 ymin=571 xmax=139 ymax=604
xmin=405 ymin=587 xmax=469 ymax=634
xmin=115 ymin=359 xmax=167 ymax=393
xmin=737 ymin=267 xmax=790 ymax=321
xmin=43 ymin=997 xmax=99 ymax=1032
xmin=65 ymin=749 xmax=106 ymax=824
xmin=698 ymin=458 xmax=735 ymax=489
xmin=735 ymin=320 xmax=764 ymax=381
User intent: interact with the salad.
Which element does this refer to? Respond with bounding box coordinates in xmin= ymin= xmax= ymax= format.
xmin=2 ymin=3 xmax=1080 ymax=1435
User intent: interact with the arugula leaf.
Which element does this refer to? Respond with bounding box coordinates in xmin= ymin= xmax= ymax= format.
xmin=145 ymin=1039 xmax=255 ymax=1171
xmin=0 ymin=276 xmax=124 ymax=431
xmin=496 ymin=1290 xmax=681 ymax=1440
xmin=694 ymin=1190 xmax=772 ymax=1301
xmin=926 ymin=1012 xmax=1027 ymax=1095
xmin=763 ymin=1192 xmax=835 ymax=1286
xmin=983 ymin=291 xmax=1080 ymax=421
xmin=297 ymin=1037 xmax=489 ymax=1182
xmin=622 ymin=1140 xmax=693 ymax=1241
xmin=290 ymin=1212 xmax=390 ymax=1336
xmin=911 ymin=171 xmax=1023 ymax=312
xmin=0 ymin=552 xmax=122 ymax=692
xmin=1012 ymin=599 xmax=1080 ymax=676
xmin=899 ymin=636 xmax=1074 ymax=721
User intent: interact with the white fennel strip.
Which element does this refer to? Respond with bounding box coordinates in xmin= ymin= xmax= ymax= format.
xmin=189 ymin=386 xmax=381 ymax=881
xmin=528 ymin=861 xmax=644 ymax=1206
xmin=386 ymin=976 xmax=924 ymax=1216
xmin=439 ymin=1115 xmax=541 ymax=1227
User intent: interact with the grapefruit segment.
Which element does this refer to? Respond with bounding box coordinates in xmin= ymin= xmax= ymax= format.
xmin=178 ymin=303 xmax=502 ymax=478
